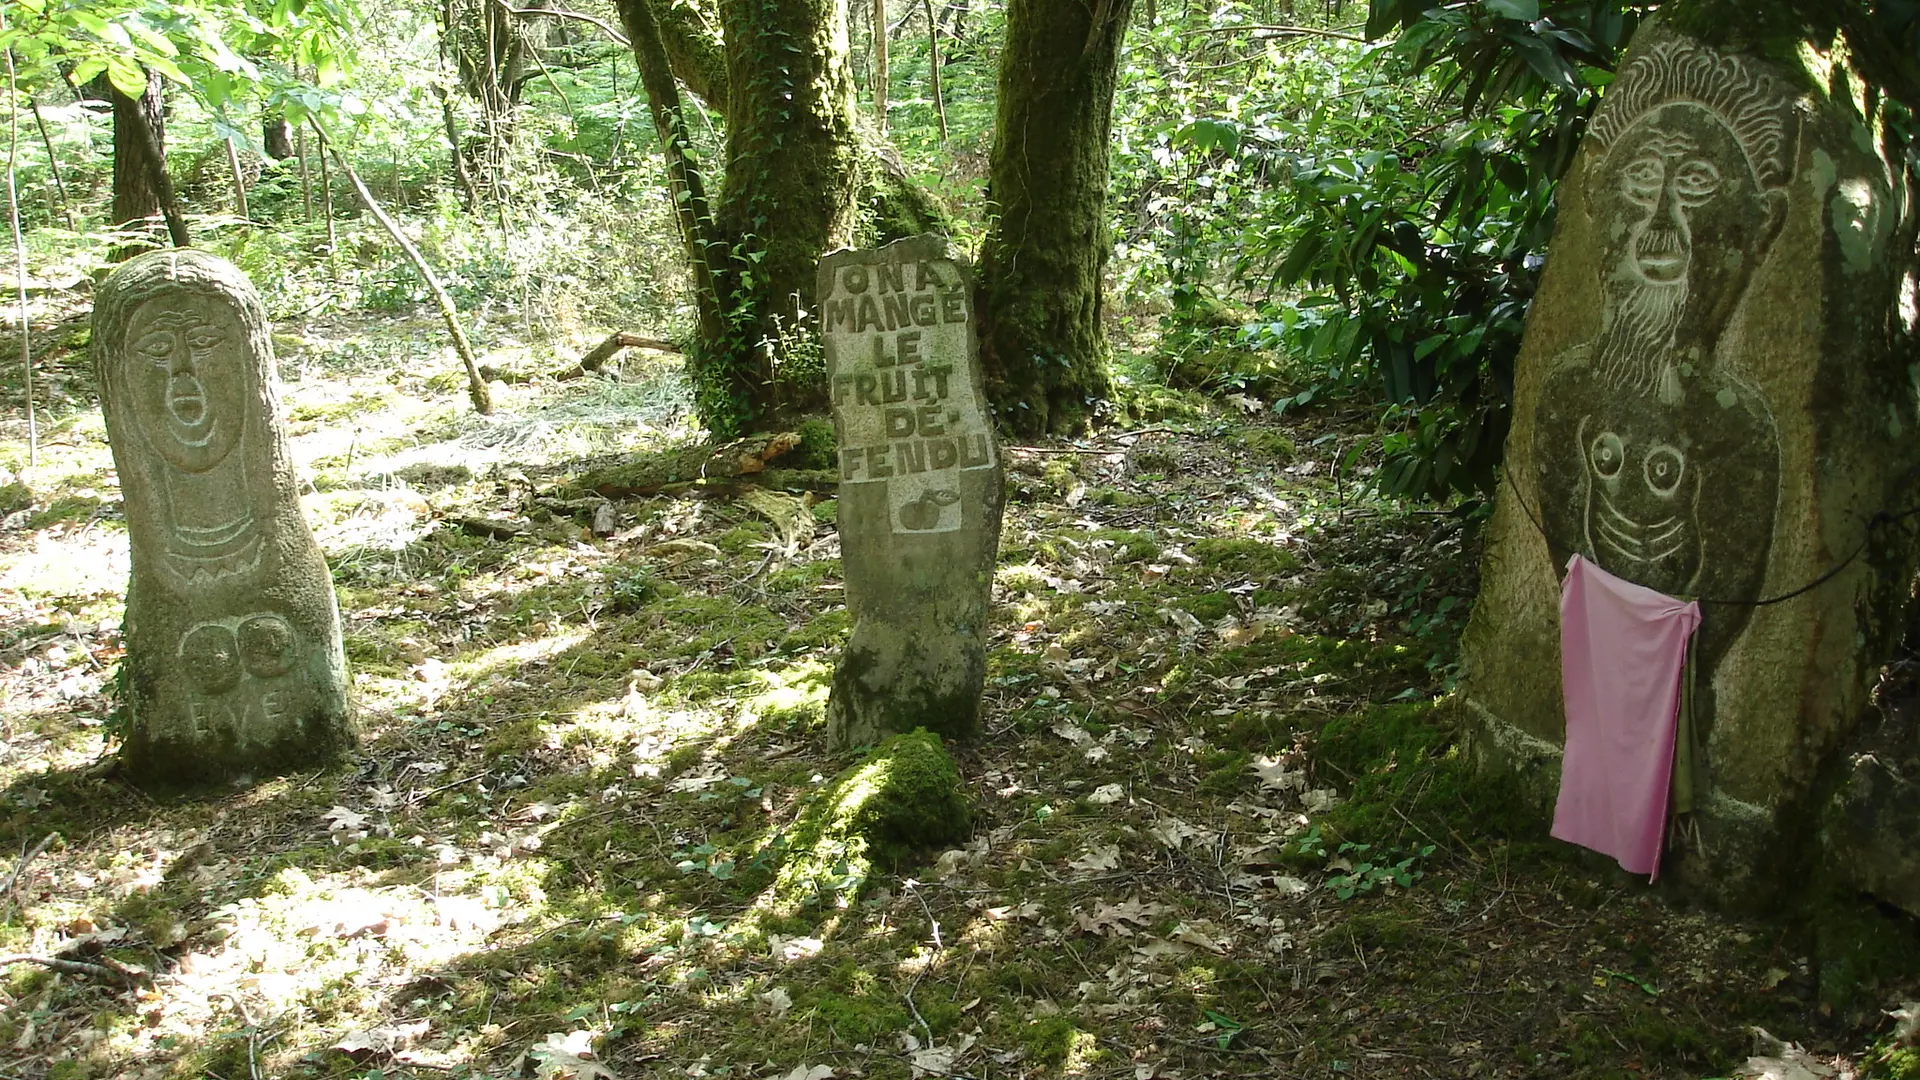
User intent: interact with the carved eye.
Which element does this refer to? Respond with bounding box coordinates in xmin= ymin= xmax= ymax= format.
xmin=1621 ymin=154 xmax=1665 ymax=203
xmin=1643 ymin=445 xmax=1685 ymax=496
xmin=186 ymin=326 xmax=225 ymax=350
xmin=1588 ymin=431 xmax=1625 ymax=479
xmin=134 ymin=331 xmax=176 ymax=364
xmin=1671 ymin=159 xmax=1722 ymax=202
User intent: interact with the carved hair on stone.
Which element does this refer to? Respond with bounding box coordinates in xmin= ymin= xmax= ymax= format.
xmin=1587 ymin=39 xmax=1798 ymax=191
xmin=94 ymin=249 xmax=274 ymax=422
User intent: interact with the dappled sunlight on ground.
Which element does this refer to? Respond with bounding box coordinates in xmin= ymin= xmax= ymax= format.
xmin=0 ymin=327 xmax=1910 ymax=1079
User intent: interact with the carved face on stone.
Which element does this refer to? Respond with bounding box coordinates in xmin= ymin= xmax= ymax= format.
xmin=1592 ymin=102 xmax=1786 ymax=371
xmin=126 ymin=301 xmax=249 ymax=474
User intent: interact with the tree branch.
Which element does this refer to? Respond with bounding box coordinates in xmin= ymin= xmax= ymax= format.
xmin=318 ymin=124 xmax=494 ymax=414
xmin=0 ymin=953 xmax=148 ymax=986
xmin=1184 ymin=24 xmax=1366 ymax=42
xmin=505 ymin=3 xmax=630 ymax=46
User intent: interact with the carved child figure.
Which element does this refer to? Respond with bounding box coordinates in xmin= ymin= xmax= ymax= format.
xmin=95 ymin=250 xmax=352 ymax=787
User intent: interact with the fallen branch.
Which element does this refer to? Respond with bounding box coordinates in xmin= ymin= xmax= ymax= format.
xmin=0 ymin=832 xmax=58 ymax=896
xmin=1184 ymin=23 xmax=1366 ymax=42
xmin=316 ymin=122 xmax=493 ymax=415
xmin=0 ymin=952 xmax=148 ymax=986
xmin=554 ymin=331 xmax=681 ymax=380
xmin=569 ymin=432 xmax=806 ymax=498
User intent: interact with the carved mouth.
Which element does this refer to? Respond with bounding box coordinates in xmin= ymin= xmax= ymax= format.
xmin=1633 ymin=229 xmax=1688 ymax=283
xmin=1593 ymin=492 xmax=1690 ymax=565
xmin=168 ymin=374 xmax=208 ymax=427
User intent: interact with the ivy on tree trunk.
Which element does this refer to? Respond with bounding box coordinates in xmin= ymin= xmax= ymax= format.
xmin=619 ymin=0 xmax=943 ymax=437
xmin=706 ymin=0 xmax=862 ymax=432
xmin=978 ymin=0 xmax=1133 ymax=436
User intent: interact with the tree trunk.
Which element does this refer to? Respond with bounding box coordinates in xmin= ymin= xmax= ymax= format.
xmin=263 ymin=114 xmax=295 ymax=159
xmin=977 ymin=0 xmax=1132 ymax=436
xmin=636 ymin=0 xmax=942 ymax=244
xmin=700 ymin=0 xmax=861 ymax=432
xmin=224 ymin=138 xmax=251 ymax=221
xmin=645 ymin=0 xmax=730 ymax=112
xmin=99 ymin=70 xmax=189 ymax=253
xmin=614 ymin=0 xmax=727 ymax=349
xmin=872 ymin=0 xmax=889 ymax=132
xmin=619 ymin=0 xmax=928 ymax=435
xmin=925 ymin=0 xmax=947 ymax=141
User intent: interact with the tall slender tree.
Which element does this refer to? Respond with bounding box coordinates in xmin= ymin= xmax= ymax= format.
xmin=95 ymin=69 xmax=189 ymax=252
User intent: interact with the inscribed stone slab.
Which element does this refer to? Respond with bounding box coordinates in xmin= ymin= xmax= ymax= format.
xmin=818 ymin=234 xmax=1003 ymax=748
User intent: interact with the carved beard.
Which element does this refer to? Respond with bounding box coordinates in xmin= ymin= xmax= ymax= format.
xmin=1594 ymin=274 xmax=1688 ymax=401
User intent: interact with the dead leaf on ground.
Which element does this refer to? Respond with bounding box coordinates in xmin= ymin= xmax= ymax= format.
xmin=333 ymin=1020 xmax=430 ymax=1061
xmin=1076 ymin=898 xmax=1169 ymax=937
xmin=1068 ymin=844 xmax=1122 ymax=872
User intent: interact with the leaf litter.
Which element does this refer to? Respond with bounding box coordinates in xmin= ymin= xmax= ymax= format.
xmin=0 ymin=348 xmax=1905 ymax=1080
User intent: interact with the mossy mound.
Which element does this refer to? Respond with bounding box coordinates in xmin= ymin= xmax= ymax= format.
xmin=1316 ymin=701 xmax=1536 ymax=847
xmin=770 ymin=730 xmax=972 ymax=906
xmin=822 ymin=729 xmax=971 ymax=862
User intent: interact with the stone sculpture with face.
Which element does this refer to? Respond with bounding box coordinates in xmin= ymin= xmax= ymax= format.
xmin=126 ymin=304 xmax=249 ymax=475
xmin=1534 ymin=40 xmax=1791 ymax=670
xmin=93 ymin=249 xmax=354 ymax=788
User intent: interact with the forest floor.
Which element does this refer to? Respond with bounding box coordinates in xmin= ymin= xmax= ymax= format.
xmin=0 ymin=308 xmax=1915 ymax=1080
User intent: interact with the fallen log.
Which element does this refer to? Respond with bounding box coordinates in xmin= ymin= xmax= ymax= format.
xmin=568 ymin=432 xmax=808 ymax=499
xmin=554 ymin=332 xmax=682 ymax=380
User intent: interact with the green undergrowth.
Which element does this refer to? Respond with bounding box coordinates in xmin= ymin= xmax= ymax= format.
xmin=1313 ymin=700 xmax=1537 ymax=851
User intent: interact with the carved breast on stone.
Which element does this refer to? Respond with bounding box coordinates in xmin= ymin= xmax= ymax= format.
xmin=1534 ymin=39 xmax=1793 ymax=658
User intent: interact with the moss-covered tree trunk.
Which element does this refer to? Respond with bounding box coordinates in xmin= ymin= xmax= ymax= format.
xmin=619 ymin=0 xmax=943 ymax=436
xmin=703 ymin=0 xmax=862 ymax=432
xmin=977 ymin=0 xmax=1133 ymax=436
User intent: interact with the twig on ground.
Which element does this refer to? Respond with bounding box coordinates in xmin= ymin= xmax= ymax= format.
xmin=404 ymin=771 xmax=489 ymax=808
xmin=554 ymin=331 xmax=681 ymax=380
xmin=0 ymin=833 xmax=57 ymax=895
xmin=0 ymin=953 xmax=148 ymax=986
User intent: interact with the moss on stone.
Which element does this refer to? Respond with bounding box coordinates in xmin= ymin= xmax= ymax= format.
xmin=769 ymin=730 xmax=971 ymax=906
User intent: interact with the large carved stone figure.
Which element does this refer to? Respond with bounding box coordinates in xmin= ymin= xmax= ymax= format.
xmin=818 ymin=235 xmax=1004 ymax=749
xmin=1533 ymin=41 xmax=1794 ymax=678
xmin=96 ymin=250 xmax=353 ymax=787
xmin=1463 ymin=21 xmax=1919 ymax=904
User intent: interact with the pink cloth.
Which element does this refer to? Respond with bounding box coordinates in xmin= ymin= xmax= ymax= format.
xmin=1551 ymin=554 xmax=1700 ymax=881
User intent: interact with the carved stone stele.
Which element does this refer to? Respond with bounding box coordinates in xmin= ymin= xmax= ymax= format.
xmin=95 ymin=250 xmax=352 ymax=787
xmin=818 ymin=235 xmax=1005 ymax=749
xmin=1462 ymin=20 xmax=1920 ymax=906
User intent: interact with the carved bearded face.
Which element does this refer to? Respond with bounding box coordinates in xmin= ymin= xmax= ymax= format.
xmin=125 ymin=300 xmax=249 ymax=474
xmin=1593 ymin=101 xmax=1780 ymax=354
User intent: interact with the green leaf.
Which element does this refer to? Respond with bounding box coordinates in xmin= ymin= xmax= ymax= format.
xmin=69 ymin=56 xmax=108 ymax=88
xmin=125 ymin=21 xmax=179 ymax=57
xmin=106 ymin=55 xmax=148 ymax=98
xmin=1484 ymin=0 xmax=1538 ymax=20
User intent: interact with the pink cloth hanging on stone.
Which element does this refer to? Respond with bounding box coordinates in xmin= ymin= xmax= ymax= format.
xmin=1551 ymin=554 xmax=1700 ymax=881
